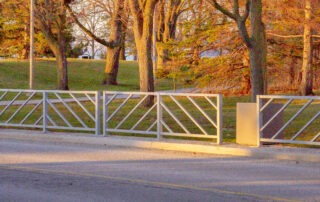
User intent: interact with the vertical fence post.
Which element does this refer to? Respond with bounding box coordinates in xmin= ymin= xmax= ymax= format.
xmin=42 ymin=91 xmax=47 ymax=133
xmin=95 ymin=92 xmax=101 ymax=135
xmin=157 ymin=93 xmax=162 ymax=139
xmin=216 ymin=94 xmax=223 ymax=144
xmin=102 ymin=92 xmax=107 ymax=136
xmin=256 ymin=95 xmax=262 ymax=147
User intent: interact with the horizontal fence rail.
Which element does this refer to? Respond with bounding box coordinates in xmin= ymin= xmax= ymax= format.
xmin=257 ymin=95 xmax=320 ymax=146
xmin=0 ymin=89 xmax=100 ymax=134
xmin=103 ymin=91 xmax=222 ymax=144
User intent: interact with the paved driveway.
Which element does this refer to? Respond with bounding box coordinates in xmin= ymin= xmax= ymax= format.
xmin=0 ymin=139 xmax=319 ymax=202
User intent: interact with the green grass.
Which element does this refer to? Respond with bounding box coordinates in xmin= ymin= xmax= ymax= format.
xmin=0 ymin=59 xmax=190 ymax=91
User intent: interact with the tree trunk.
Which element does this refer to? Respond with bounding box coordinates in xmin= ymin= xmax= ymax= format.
xmin=55 ymin=48 xmax=69 ymax=90
xmin=129 ymin=0 xmax=158 ymax=106
xmin=102 ymin=0 xmax=125 ymax=85
xmin=249 ymin=45 xmax=265 ymax=100
xmin=91 ymin=40 xmax=95 ymax=59
xmin=248 ymin=0 xmax=267 ymax=101
xmin=137 ymin=38 xmax=155 ymax=106
xmin=119 ymin=32 xmax=126 ymax=60
xmin=137 ymin=40 xmax=155 ymax=92
xmin=21 ymin=24 xmax=30 ymax=59
xmin=103 ymin=46 xmax=121 ymax=85
xmin=155 ymin=0 xmax=180 ymax=72
xmin=300 ymin=0 xmax=313 ymax=95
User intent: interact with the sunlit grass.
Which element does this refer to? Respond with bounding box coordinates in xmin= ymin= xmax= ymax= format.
xmin=0 ymin=59 xmax=190 ymax=91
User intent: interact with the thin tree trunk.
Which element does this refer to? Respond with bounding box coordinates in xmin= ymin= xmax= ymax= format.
xmin=155 ymin=0 xmax=181 ymax=72
xmin=22 ymin=24 xmax=30 ymax=59
xmin=91 ymin=40 xmax=95 ymax=59
xmin=300 ymin=0 xmax=313 ymax=95
xmin=289 ymin=53 xmax=296 ymax=86
xmin=119 ymin=32 xmax=126 ymax=60
xmin=55 ymin=48 xmax=69 ymax=90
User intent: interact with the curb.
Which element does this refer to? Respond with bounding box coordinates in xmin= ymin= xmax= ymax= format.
xmin=0 ymin=129 xmax=319 ymax=163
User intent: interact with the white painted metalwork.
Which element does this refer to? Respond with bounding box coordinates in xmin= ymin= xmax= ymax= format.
xmin=257 ymin=95 xmax=320 ymax=146
xmin=103 ymin=91 xmax=222 ymax=144
xmin=0 ymin=89 xmax=222 ymax=143
xmin=0 ymin=89 xmax=100 ymax=134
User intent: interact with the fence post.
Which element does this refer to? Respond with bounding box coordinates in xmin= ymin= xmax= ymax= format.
xmin=43 ymin=91 xmax=47 ymax=133
xmin=102 ymin=92 xmax=107 ymax=136
xmin=95 ymin=91 xmax=101 ymax=135
xmin=157 ymin=93 xmax=162 ymax=139
xmin=216 ymin=94 xmax=223 ymax=144
xmin=256 ymin=95 xmax=262 ymax=147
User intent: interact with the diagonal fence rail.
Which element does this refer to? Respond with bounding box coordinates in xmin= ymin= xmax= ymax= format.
xmin=103 ymin=91 xmax=222 ymax=144
xmin=257 ymin=95 xmax=320 ymax=146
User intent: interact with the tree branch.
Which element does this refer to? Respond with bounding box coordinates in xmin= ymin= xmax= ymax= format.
xmin=241 ymin=0 xmax=250 ymax=21
xmin=233 ymin=0 xmax=239 ymax=17
xmin=206 ymin=0 xmax=237 ymax=20
xmin=65 ymin=3 xmax=118 ymax=48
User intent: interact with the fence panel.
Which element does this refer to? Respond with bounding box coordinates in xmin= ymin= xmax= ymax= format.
xmin=159 ymin=93 xmax=222 ymax=143
xmin=257 ymin=95 xmax=320 ymax=146
xmin=45 ymin=91 xmax=99 ymax=134
xmin=0 ymin=89 xmax=100 ymax=134
xmin=0 ymin=89 xmax=44 ymax=129
xmin=103 ymin=91 xmax=222 ymax=144
xmin=103 ymin=92 xmax=158 ymax=137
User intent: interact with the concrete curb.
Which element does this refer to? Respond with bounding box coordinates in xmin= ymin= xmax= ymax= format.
xmin=0 ymin=129 xmax=319 ymax=163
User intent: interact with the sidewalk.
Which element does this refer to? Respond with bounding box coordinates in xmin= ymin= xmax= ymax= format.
xmin=0 ymin=129 xmax=319 ymax=163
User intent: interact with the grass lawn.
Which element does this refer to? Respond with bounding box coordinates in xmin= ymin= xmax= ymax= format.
xmin=0 ymin=59 xmax=189 ymax=91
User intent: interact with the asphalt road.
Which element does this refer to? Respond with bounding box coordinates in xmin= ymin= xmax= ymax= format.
xmin=0 ymin=139 xmax=319 ymax=202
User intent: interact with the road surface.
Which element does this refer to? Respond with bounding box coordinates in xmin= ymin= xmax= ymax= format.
xmin=0 ymin=139 xmax=319 ymax=202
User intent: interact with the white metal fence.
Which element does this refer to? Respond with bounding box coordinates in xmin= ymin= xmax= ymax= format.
xmin=257 ymin=95 xmax=320 ymax=146
xmin=103 ymin=92 xmax=222 ymax=144
xmin=0 ymin=89 xmax=100 ymax=134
